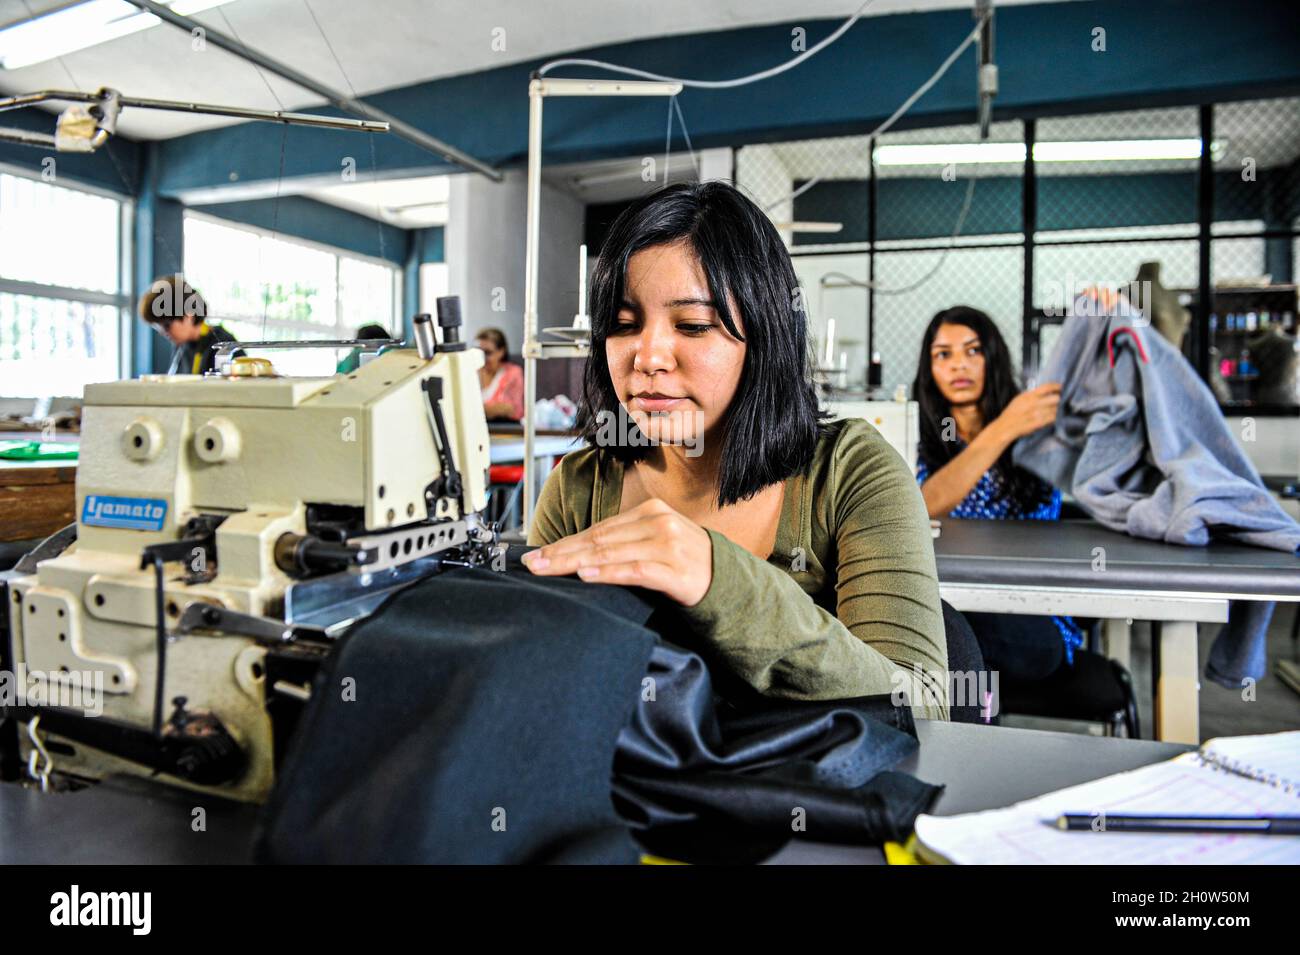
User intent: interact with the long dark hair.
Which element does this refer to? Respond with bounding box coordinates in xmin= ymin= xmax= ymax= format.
xmin=911 ymin=306 xmax=1047 ymax=509
xmin=578 ymin=181 xmax=831 ymax=508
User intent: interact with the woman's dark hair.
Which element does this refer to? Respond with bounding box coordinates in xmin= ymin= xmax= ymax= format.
xmin=139 ymin=274 xmax=206 ymax=325
xmin=578 ymin=181 xmax=830 ymax=508
xmin=355 ymin=323 xmax=391 ymax=340
xmin=476 ymin=327 xmax=509 ymax=358
xmin=911 ymin=306 xmax=1048 ymax=509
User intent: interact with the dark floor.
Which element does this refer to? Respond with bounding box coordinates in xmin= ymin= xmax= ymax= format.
xmin=1005 ymin=602 xmax=1300 ymax=742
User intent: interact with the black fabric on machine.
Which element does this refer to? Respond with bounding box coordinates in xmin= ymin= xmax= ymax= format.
xmin=255 ymin=563 xmax=659 ymax=864
xmin=256 ymin=548 xmax=942 ymax=864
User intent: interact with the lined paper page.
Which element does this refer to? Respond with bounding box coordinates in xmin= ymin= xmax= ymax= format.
xmin=914 ymin=753 xmax=1300 ymax=865
xmin=1202 ymin=731 xmax=1300 ymax=790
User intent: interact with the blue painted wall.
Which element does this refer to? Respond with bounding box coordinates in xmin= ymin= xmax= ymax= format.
xmin=792 ymin=168 xmax=1293 ymax=244
xmin=190 ymin=196 xmax=408 ymax=265
xmin=416 ymin=227 xmax=445 ymax=264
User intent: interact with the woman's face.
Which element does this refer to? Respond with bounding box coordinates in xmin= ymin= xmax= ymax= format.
xmin=605 ymin=239 xmax=745 ymax=451
xmin=929 ymin=322 xmax=985 ymax=406
xmin=154 ymin=316 xmax=202 ymax=346
xmin=476 ymin=337 xmax=504 ymax=371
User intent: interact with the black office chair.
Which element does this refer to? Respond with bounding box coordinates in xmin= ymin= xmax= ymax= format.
xmin=940 ymin=607 xmax=1139 ymax=736
xmin=997 ymin=641 xmax=1141 ymax=738
xmin=941 ymin=600 xmax=990 ymax=725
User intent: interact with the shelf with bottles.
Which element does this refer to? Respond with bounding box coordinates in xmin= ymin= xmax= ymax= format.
xmin=1208 ymin=284 xmax=1296 ymax=332
xmin=1210 ymin=310 xmax=1297 ymax=337
xmin=1204 ymin=286 xmax=1297 ymax=406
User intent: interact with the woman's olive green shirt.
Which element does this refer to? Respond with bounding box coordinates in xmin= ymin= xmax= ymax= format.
xmin=527 ymin=418 xmax=949 ymax=719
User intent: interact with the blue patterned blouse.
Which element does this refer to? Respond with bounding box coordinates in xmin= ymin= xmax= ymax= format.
xmin=917 ymin=450 xmax=1084 ymax=663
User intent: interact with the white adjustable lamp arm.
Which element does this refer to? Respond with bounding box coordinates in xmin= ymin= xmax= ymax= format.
xmin=521 ymin=76 xmax=682 ymax=532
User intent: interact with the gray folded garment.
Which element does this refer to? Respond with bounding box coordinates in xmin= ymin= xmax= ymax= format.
xmin=1015 ymin=294 xmax=1300 ymax=688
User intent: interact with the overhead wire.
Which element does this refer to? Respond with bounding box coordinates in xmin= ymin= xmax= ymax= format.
xmin=538 ymin=1 xmax=991 ymax=295
xmin=301 ymin=0 xmax=390 ymax=267
xmin=215 ymin=4 xmax=292 ymax=337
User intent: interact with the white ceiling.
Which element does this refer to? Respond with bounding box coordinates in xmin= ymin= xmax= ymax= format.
xmin=0 ymin=0 xmax=1073 ymax=140
xmin=307 ymin=171 xmax=450 ymax=227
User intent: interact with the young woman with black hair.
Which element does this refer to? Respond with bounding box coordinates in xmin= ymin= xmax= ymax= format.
xmin=523 ymin=182 xmax=949 ymax=718
xmin=911 ymin=306 xmax=1082 ymax=679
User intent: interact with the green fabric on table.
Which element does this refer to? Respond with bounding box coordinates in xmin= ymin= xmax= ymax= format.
xmin=0 ymin=440 xmax=79 ymax=461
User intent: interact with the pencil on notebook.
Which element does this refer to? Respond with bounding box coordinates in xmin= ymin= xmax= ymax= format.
xmin=1055 ymin=813 xmax=1300 ymax=835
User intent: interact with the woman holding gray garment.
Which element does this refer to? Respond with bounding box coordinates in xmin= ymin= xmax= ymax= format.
xmin=912 ymin=305 xmax=1081 ymax=681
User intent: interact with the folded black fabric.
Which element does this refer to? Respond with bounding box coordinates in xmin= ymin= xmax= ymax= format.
xmin=255 ymin=564 xmax=659 ymax=864
xmin=612 ymin=643 xmax=942 ymax=863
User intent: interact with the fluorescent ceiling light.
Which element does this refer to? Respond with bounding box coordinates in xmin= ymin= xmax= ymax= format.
xmin=873 ymin=139 xmax=1207 ymax=166
xmin=772 ymin=221 xmax=844 ymax=233
xmin=875 ymin=142 xmax=1025 ymax=165
xmin=0 ymin=0 xmax=234 ymax=71
xmin=1034 ymin=138 xmax=1204 ymax=162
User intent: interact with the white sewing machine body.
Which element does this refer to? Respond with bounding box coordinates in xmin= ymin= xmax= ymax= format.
xmin=824 ymin=399 xmax=920 ymax=474
xmin=2 ymin=311 xmax=494 ymax=804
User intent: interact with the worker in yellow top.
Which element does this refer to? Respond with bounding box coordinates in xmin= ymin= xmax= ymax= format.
xmin=138 ymin=274 xmax=243 ymax=375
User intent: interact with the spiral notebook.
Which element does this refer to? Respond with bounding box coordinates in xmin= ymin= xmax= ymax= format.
xmin=914 ymin=731 xmax=1300 ymax=864
xmin=1197 ymin=732 xmax=1299 ymax=793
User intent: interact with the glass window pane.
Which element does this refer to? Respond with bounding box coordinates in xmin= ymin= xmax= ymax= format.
xmin=871 ymin=245 xmax=1025 ymax=393
xmin=0 ymin=172 xmax=120 ymax=293
xmin=258 ymin=237 xmax=337 ymax=327
xmin=183 ymin=217 xmax=398 ymax=363
xmin=213 ymin=319 xmax=346 ymax=376
xmin=339 ymin=257 xmax=396 ymax=335
xmin=183 ymin=217 xmax=266 ymax=321
xmin=1213 ymin=97 xmax=1300 ymax=236
xmin=419 ymin=263 xmax=449 ymax=314
xmin=184 ymin=217 xmax=399 ymax=376
xmin=1035 ymin=107 xmax=1200 ymax=240
xmin=183 ymin=216 xmax=338 ymax=331
xmin=0 ymin=293 xmax=121 ymax=398
xmin=1035 ymin=235 xmax=1200 ymax=309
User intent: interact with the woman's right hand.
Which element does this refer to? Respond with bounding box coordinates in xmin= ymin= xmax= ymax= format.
xmin=993 ymin=383 xmax=1062 ymax=441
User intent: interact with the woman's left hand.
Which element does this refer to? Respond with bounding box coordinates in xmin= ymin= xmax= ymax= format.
xmin=521 ymin=498 xmax=713 ymax=607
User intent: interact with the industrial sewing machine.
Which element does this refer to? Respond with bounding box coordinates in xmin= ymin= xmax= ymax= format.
xmin=0 ymin=297 xmax=496 ymax=803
